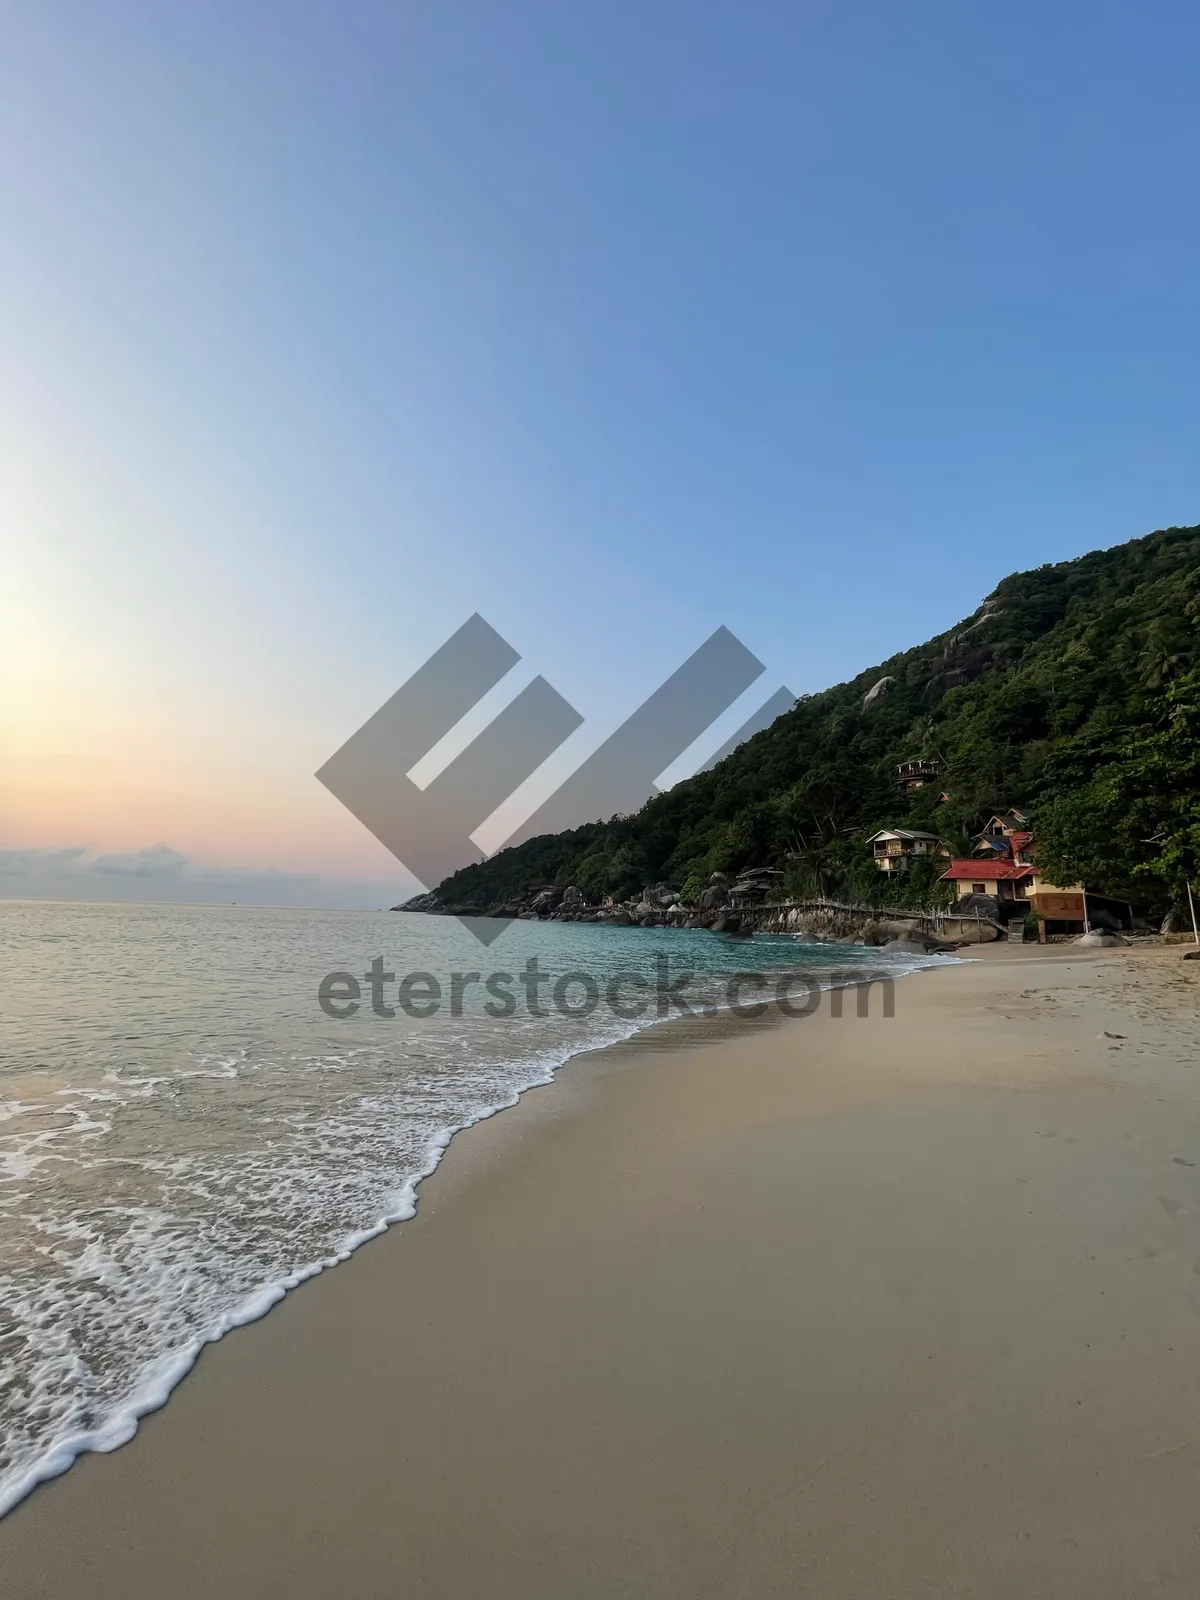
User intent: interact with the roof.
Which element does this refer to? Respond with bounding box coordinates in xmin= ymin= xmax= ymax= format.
xmin=975 ymin=829 xmax=1034 ymax=856
xmin=974 ymin=810 xmax=1029 ymax=836
xmin=940 ymin=859 xmax=1035 ymax=881
xmin=867 ymin=828 xmax=941 ymax=843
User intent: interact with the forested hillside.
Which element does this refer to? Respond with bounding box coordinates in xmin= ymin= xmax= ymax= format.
xmin=436 ymin=524 xmax=1200 ymax=917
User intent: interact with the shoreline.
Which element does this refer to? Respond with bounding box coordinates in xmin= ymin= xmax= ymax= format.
xmin=5 ymin=943 xmax=1200 ymax=1596
xmin=0 ymin=941 xmax=942 ymax=1522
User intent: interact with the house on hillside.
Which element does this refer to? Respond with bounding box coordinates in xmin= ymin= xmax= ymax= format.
xmin=940 ymin=857 xmax=1034 ymax=904
xmin=974 ymin=826 xmax=1033 ymax=865
xmin=974 ymin=809 xmax=1029 ymax=845
xmin=868 ymin=829 xmax=944 ymax=875
xmin=895 ymin=760 xmax=940 ymax=794
xmin=942 ymin=815 xmax=1132 ymax=934
xmin=729 ymin=867 xmax=784 ymax=906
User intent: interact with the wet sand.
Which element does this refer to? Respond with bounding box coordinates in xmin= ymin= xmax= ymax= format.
xmin=5 ymin=945 xmax=1200 ymax=1597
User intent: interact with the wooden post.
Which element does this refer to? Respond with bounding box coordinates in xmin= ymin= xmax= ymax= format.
xmin=1188 ymin=879 xmax=1199 ymax=946
xmin=1081 ymin=885 xmax=1090 ymax=935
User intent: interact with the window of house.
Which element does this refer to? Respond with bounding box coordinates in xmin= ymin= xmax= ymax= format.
xmin=972 ymin=882 xmax=986 ymax=894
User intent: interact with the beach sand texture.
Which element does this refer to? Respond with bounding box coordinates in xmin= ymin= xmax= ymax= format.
xmin=4 ymin=945 xmax=1200 ymax=1598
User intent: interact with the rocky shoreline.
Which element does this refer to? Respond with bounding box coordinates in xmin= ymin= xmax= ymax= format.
xmin=394 ymin=869 xmax=971 ymax=955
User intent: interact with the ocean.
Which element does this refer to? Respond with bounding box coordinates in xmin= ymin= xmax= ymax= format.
xmin=0 ymin=899 xmax=927 ymax=1515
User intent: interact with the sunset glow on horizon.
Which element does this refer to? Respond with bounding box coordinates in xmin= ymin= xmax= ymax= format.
xmin=4 ymin=3 xmax=1199 ymax=906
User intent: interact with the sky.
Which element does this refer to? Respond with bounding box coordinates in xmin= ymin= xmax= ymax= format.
xmin=2 ymin=0 xmax=1199 ymax=907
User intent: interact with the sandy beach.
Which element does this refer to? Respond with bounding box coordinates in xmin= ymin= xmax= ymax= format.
xmin=4 ymin=944 xmax=1200 ymax=1597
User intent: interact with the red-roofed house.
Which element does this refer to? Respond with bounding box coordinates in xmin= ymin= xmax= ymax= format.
xmin=940 ymin=858 xmax=1035 ymax=902
xmin=946 ymin=813 xmax=1131 ymax=934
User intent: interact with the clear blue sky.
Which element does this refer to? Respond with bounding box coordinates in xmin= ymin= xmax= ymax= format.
xmin=3 ymin=1 xmax=1199 ymax=903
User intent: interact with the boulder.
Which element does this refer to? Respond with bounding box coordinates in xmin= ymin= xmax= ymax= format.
xmin=881 ymin=937 xmax=938 ymax=957
xmin=862 ymin=675 xmax=895 ymax=709
xmin=710 ymin=915 xmax=742 ymax=935
xmin=699 ymin=884 xmax=728 ymax=911
xmin=1086 ymin=905 xmax=1123 ymax=931
xmin=393 ymin=891 xmax=444 ymax=913
xmin=1074 ymin=930 xmax=1129 ymax=947
xmin=953 ymin=892 xmax=1000 ymax=918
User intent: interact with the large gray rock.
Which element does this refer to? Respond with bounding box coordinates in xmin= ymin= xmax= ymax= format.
xmin=1085 ymin=905 xmax=1123 ymax=931
xmin=862 ymin=675 xmax=895 ymax=709
xmin=953 ymin=892 xmax=1000 ymax=918
xmin=393 ymin=891 xmax=444 ymax=913
xmin=1075 ymin=930 xmax=1129 ymax=947
xmin=881 ymin=937 xmax=939 ymax=957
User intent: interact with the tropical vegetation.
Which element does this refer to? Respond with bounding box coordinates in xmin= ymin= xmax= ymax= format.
xmin=436 ymin=524 xmax=1200 ymax=919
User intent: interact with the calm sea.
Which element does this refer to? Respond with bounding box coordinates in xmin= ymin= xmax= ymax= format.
xmin=0 ymin=899 xmax=925 ymax=1514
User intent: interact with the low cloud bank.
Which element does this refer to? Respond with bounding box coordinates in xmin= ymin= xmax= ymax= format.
xmin=0 ymin=845 xmax=405 ymax=910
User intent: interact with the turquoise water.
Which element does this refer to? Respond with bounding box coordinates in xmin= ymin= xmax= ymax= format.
xmin=0 ymin=900 xmax=926 ymax=1515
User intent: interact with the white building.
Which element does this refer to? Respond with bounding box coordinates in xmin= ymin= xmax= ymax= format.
xmin=867 ymin=828 xmax=943 ymax=875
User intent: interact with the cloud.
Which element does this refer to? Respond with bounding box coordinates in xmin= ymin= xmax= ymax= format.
xmin=88 ymin=844 xmax=190 ymax=877
xmin=0 ymin=844 xmax=404 ymax=909
xmin=0 ymin=846 xmax=88 ymax=875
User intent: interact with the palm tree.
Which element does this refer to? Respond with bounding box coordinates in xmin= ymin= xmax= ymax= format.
xmin=1139 ymin=619 xmax=1191 ymax=689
